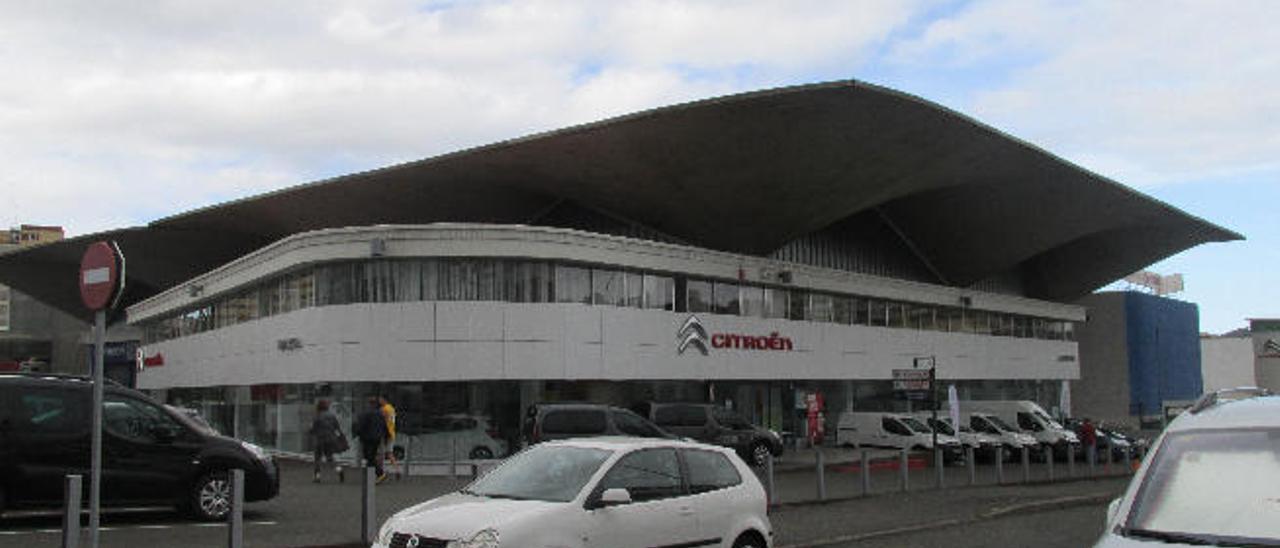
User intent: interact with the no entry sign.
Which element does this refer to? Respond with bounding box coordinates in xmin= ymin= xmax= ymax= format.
xmin=79 ymin=241 xmax=125 ymax=311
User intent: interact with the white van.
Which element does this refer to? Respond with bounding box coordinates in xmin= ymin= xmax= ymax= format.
xmin=966 ymin=412 xmax=1039 ymax=459
xmin=917 ymin=414 xmax=1001 ymax=460
xmin=836 ymin=412 xmax=962 ymax=457
xmin=962 ymin=400 xmax=1079 ymax=457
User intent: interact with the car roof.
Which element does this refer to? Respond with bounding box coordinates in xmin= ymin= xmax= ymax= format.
xmin=1168 ymin=395 xmax=1280 ymax=432
xmin=540 ymin=436 xmax=730 ymax=453
xmin=0 ymin=373 xmax=123 ymax=388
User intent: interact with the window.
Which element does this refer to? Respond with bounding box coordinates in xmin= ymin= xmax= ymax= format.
xmin=684 ymin=449 xmax=742 ymax=494
xmin=762 ymin=288 xmax=788 ymax=319
xmin=712 ymin=282 xmax=740 ymax=315
xmin=687 ymin=280 xmax=712 ymax=313
xmin=883 ymin=418 xmax=912 ymax=436
xmin=555 ymin=266 xmax=592 ymax=305
xmin=643 ymin=274 xmax=674 ymax=310
xmin=612 ymin=411 xmax=665 ymax=437
xmin=541 ymin=410 xmax=606 ymax=435
xmin=16 ymin=389 xmax=84 ymax=434
xmin=787 ymin=290 xmax=806 ymax=321
xmin=868 ymin=300 xmax=888 ymax=326
xmin=808 ymin=293 xmax=834 ymax=322
xmin=832 ymin=296 xmax=851 ymax=324
xmin=972 ymin=311 xmax=993 ymax=335
xmin=942 ymin=308 xmax=964 ymax=332
xmin=886 ymin=302 xmax=906 ymax=328
xmin=504 ymin=261 xmax=553 ymax=303
xmin=740 ymin=285 xmax=765 ymax=317
xmin=851 ymin=297 xmax=869 ymax=325
xmin=624 ymin=272 xmax=643 ymax=308
xmin=104 ymin=396 xmax=184 ymax=443
xmin=592 ymin=268 xmax=625 ymax=306
xmin=909 ymin=305 xmax=937 ymax=331
xmin=598 ymin=449 xmax=684 ymax=503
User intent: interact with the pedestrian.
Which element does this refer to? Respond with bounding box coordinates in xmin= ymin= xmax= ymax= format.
xmin=379 ymin=396 xmax=399 ymax=479
xmin=310 ymin=399 xmax=346 ymax=483
xmin=356 ymin=396 xmax=389 ymax=483
xmin=1080 ymin=417 xmax=1098 ymax=468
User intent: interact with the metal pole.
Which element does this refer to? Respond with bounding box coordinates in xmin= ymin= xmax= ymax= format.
xmin=1068 ymin=444 xmax=1076 ymax=477
xmin=1021 ymin=446 xmax=1031 ymax=483
xmin=765 ymin=453 xmax=777 ymax=506
xmin=451 ymin=436 xmax=458 ymax=480
xmin=362 ymin=466 xmax=376 ymax=545
xmin=63 ymin=474 xmax=82 ymax=548
xmin=1123 ymin=446 xmax=1132 ymax=474
xmin=965 ymin=446 xmax=976 ymax=486
xmin=89 ymin=309 xmax=104 ymax=548
xmin=1104 ymin=442 xmax=1113 ymax=474
xmin=995 ymin=446 xmax=1004 ymax=484
xmin=899 ymin=448 xmax=909 ymax=492
xmin=228 ymin=469 xmax=244 ymax=548
xmin=859 ymin=449 xmax=870 ymax=496
xmin=1047 ymin=447 xmax=1055 ymax=481
xmin=1088 ymin=444 xmax=1096 ymax=476
xmin=934 ymin=448 xmax=944 ymax=489
xmin=815 ymin=447 xmax=826 ymax=500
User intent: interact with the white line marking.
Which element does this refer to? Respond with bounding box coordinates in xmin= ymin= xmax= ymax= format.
xmin=83 ymin=267 xmax=110 ymax=284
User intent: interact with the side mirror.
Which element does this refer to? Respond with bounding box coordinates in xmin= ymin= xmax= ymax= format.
xmin=1106 ymin=497 xmax=1122 ymax=525
xmin=598 ymin=488 xmax=632 ymax=508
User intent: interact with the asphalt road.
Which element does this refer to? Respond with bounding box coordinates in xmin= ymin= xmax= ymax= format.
xmin=823 ymin=502 xmax=1109 ymax=548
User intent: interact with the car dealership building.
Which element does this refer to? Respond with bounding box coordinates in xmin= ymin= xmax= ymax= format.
xmin=0 ymin=80 xmax=1239 ymax=458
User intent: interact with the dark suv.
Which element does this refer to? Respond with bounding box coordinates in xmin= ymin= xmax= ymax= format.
xmin=0 ymin=374 xmax=279 ymax=520
xmin=522 ymin=403 xmax=673 ymax=446
xmin=644 ymin=403 xmax=783 ymax=467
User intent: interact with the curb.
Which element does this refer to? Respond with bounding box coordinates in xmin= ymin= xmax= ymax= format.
xmin=777 ymin=492 xmax=1116 ymax=548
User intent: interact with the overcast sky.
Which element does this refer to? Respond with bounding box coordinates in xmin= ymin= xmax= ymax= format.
xmin=2 ymin=0 xmax=1275 ymax=334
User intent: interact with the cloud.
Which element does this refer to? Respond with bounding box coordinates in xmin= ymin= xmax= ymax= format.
xmin=890 ymin=0 xmax=1280 ymax=187
xmin=0 ymin=1 xmax=921 ymax=236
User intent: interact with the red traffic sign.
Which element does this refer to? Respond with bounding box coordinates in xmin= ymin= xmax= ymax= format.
xmin=79 ymin=241 xmax=125 ymax=311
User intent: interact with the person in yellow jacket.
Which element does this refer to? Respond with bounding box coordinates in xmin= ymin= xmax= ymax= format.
xmin=379 ymin=396 xmax=398 ymax=480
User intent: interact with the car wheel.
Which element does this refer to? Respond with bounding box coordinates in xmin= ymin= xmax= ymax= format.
xmin=470 ymin=446 xmax=494 ymax=460
xmin=191 ymin=470 xmax=232 ymax=521
xmin=750 ymin=442 xmax=772 ymax=468
xmin=732 ymin=531 xmax=767 ymax=548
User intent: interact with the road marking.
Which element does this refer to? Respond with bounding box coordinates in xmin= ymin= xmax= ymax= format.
xmin=0 ymin=521 xmax=277 ymax=535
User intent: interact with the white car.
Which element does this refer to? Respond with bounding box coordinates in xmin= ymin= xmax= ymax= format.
xmin=395 ymin=415 xmax=508 ymax=461
xmin=375 ymin=437 xmax=773 ymax=548
xmin=1095 ymin=388 xmax=1279 ymax=547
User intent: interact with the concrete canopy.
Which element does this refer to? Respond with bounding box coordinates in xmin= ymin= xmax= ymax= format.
xmin=0 ymin=80 xmax=1241 ymax=319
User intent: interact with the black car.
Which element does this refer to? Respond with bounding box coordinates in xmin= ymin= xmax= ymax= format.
xmin=0 ymin=373 xmax=279 ymax=520
xmin=521 ymin=403 xmax=674 ymax=446
xmin=643 ymin=402 xmax=783 ymax=467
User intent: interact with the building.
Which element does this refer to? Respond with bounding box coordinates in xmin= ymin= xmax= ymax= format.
xmin=0 ymin=225 xmax=85 ymax=373
xmin=0 ymin=81 xmax=1240 ymax=457
xmin=1072 ymin=291 xmax=1205 ymax=429
xmin=1200 ymin=331 xmax=1256 ymax=392
xmin=1250 ymin=318 xmax=1280 ymax=391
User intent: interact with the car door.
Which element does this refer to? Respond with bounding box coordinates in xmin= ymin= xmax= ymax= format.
xmin=5 ymin=386 xmax=90 ymax=505
xmin=584 ymin=448 xmax=697 ymax=548
xmin=102 ymin=394 xmax=202 ymax=504
xmin=681 ymin=448 xmax=747 ymax=547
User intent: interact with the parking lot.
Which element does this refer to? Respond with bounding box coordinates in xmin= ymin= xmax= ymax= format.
xmin=0 ymin=447 xmax=1133 ymax=548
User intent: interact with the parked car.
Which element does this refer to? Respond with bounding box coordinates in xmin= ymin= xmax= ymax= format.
xmin=961 ymin=400 xmax=1078 ymax=459
xmin=835 ymin=412 xmax=963 ymax=461
xmin=375 ymin=437 xmax=773 ymax=548
xmin=919 ymin=415 xmax=1001 ymax=461
xmin=641 ymin=402 xmax=783 ymax=467
xmin=1096 ymin=388 xmax=1279 ymax=547
xmin=522 ymin=403 xmax=674 ymax=446
xmin=393 ymin=414 xmax=508 ymax=461
xmin=0 ymin=373 xmax=279 ymax=520
xmin=1063 ymin=419 xmax=1149 ymax=462
xmin=967 ymin=412 xmax=1039 ymax=460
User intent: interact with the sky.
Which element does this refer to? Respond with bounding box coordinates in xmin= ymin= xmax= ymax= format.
xmin=1 ymin=0 xmax=1275 ymax=334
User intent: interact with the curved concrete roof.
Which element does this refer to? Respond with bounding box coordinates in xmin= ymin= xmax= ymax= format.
xmin=0 ymin=80 xmax=1241 ymax=319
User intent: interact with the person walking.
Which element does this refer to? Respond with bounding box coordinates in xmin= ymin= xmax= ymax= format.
xmin=1080 ymin=417 xmax=1098 ymax=469
xmin=310 ymin=399 xmax=346 ymax=483
xmin=356 ymin=396 xmax=389 ymax=483
xmin=379 ymin=396 xmax=399 ymax=479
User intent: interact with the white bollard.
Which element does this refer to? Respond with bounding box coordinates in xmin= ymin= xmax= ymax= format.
xmin=63 ymin=474 xmax=82 ymax=548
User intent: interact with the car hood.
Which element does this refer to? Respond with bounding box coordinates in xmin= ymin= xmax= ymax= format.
xmin=383 ymin=492 xmax=564 ymax=540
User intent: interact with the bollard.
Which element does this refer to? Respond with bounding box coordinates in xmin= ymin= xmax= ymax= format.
xmin=1088 ymin=445 xmax=1097 ymax=476
xmin=765 ymin=453 xmax=777 ymax=506
xmin=1104 ymin=443 xmax=1113 ymax=474
xmin=63 ymin=474 xmax=82 ymax=548
xmin=451 ymin=437 xmax=459 ymax=480
xmin=405 ymin=435 xmax=412 ymax=477
xmin=965 ymin=446 xmax=976 ymax=486
xmin=1068 ymin=445 xmax=1076 ymax=477
xmin=995 ymin=446 xmax=1005 ymax=484
xmin=859 ymin=449 xmax=871 ymax=496
xmin=1021 ymin=446 xmax=1031 ymax=483
xmin=228 ymin=469 xmax=244 ymax=548
xmin=362 ymin=467 xmax=376 ymax=545
xmin=899 ymin=448 xmax=909 ymax=492
xmin=815 ymin=447 xmax=826 ymax=500
xmin=1047 ymin=447 xmax=1055 ymax=481
xmin=935 ymin=448 xmax=945 ymax=489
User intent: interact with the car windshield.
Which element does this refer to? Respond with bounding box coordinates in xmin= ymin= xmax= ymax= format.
xmin=1034 ymin=410 xmax=1064 ymax=430
xmin=463 ymin=444 xmax=611 ymax=503
xmin=1124 ymin=428 xmax=1280 ymax=544
xmin=985 ymin=416 xmax=1017 ymax=432
xmin=929 ymin=419 xmax=955 ymax=436
xmin=900 ymin=417 xmax=933 ymax=434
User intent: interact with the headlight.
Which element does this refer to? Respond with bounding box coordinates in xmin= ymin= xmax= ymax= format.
xmin=239 ymin=441 xmax=269 ymax=461
xmin=448 ymin=528 xmax=500 ymax=548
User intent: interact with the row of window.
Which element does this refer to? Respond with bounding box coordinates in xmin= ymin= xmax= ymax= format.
xmin=141 ymin=258 xmax=1076 ymax=344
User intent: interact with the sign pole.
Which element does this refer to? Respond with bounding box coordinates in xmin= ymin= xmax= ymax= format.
xmin=930 ymin=356 xmax=938 ymax=458
xmin=89 ymin=309 xmax=104 ymax=548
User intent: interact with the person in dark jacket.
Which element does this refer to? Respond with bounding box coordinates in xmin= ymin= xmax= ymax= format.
xmin=1080 ymin=417 xmax=1098 ymax=467
xmin=356 ymin=396 xmax=389 ymax=482
xmin=310 ymin=399 xmax=345 ymax=483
